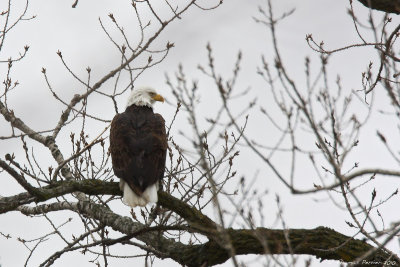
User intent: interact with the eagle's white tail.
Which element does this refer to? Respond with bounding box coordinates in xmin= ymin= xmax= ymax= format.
xmin=120 ymin=180 xmax=158 ymax=207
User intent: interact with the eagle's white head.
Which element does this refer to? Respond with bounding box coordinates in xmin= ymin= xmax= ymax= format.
xmin=126 ymin=86 xmax=164 ymax=108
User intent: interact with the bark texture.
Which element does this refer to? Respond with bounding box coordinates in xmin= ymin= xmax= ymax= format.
xmin=0 ymin=179 xmax=397 ymax=266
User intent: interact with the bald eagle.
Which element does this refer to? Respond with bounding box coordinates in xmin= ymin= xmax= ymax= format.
xmin=109 ymin=87 xmax=167 ymax=207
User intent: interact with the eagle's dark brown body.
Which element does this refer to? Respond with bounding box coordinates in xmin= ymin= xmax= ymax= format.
xmin=109 ymin=105 xmax=167 ymax=200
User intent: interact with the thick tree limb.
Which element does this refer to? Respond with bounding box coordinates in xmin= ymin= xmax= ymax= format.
xmin=0 ymin=179 xmax=117 ymax=213
xmin=358 ymin=0 xmax=400 ymax=14
xmin=172 ymin=227 xmax=399 ymax=266
xmin=0 ymin=179 xmax=397 ymax=265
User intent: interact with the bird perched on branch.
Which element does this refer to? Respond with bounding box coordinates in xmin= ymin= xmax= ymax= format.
xmin=110 ymin=86 xmax=167 ymax=207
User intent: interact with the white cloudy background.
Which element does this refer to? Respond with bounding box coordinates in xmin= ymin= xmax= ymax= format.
xmin=0 ymin=0 xmax=399 ymax=266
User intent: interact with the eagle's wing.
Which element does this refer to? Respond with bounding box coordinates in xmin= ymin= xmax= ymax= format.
xmin=152 ymin=113 xmax=167 ymax=186
xmin=110 ymin=110 xmax=167 ymax=196
xmin=110 ymin=113 xmax=132 ymax=181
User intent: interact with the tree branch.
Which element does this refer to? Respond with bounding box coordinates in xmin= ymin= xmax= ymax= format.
xmin=0 ymin=179 xmax=397 ymax=266
xmin=0 ymin=158 xmax=40 ymax=197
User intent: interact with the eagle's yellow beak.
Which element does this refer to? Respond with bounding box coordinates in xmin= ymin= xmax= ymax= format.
xmin=152 ymin=94 xmax=164 ymax=103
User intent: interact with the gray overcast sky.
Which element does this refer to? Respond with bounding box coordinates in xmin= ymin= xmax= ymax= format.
xmin=0 ymin=0 xmax=398 ymax=266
